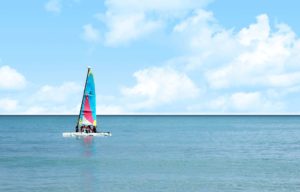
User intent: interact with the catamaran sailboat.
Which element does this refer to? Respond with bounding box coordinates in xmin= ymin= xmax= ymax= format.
xmin=63 ymin=67 xmax=111 ymax=137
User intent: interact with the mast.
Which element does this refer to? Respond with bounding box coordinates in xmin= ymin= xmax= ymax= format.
xmin=75 ymin=67 xmax=91 ymax=130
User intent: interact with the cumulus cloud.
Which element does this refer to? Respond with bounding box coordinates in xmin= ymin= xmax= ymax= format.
xmin=205 ymin=14 xmax=298 ymax=90
xmin=111 ymin=8 xmax=300 ymax=113
xmin=74 ymin=0 xmax=300 ymax=113
xmin=43 ymin=1 xmax=300 ymax=113
xmin=82 ymin=24 xmax=101 ymax=43
xmin=229 ymin=92 xmax=283 ymax=113
xmin=104 ymin=12 xmax=161 ymax=46
xmin=267 ymin=72 xmax=300 ymax=87
xmin=45 ymin=0 xmax=61 ymax=13
xmin=172 ymin=12 xmax=299 ymax=91
xmin=0 ymin=65 xmax=26 ymax=89
xmin=173 ymin=9 xmax=215 ymax=33
xmin=122 ymin=67 xmax=199 ymax=109
xmin=15 ymin=82 xmax=82 ymax=114
xmin=34 ymin=82 xmax=81 ymax=103
xmin=126 ymin=10 xmax=300 ymax=113
xmin=0 ymin=98 xmax=18 ymax=112
xmin=238 ymin=15 xmax=270 ymax=46
xmin=172 ymin=9 xmax=240 ymax=70
xmin=96 ymin=0 xmax=211 ymax=46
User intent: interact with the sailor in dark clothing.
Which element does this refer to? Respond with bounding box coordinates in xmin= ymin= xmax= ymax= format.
xmin=75 ymin=125 xmax=79 ymax=132
xmin=81 ymin=125 xmax=85 ymax=132
xmin=92 ymin=126 xmax=97 ymax=133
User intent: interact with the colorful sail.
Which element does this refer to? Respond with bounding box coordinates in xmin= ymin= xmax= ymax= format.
xmin=77 ymin=68 xmax=97 ymax=128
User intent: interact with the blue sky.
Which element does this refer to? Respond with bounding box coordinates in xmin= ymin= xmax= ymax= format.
xmin=1 ymin=0 xmax=300 ymax=114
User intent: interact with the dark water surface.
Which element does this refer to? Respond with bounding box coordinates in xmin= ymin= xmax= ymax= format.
xmin=0 ymin=115 xmax=300 ymax=192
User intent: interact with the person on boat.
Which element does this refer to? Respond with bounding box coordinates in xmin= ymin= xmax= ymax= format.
xmin=81 ymin=125 xmax=85 ymax=133
xmin=87 ymin=125 xmax=92 ymax=133
xmin=92 ymin=126 xmax=97 ymax=133
xmin=75 ymin=125 xmax=79 ymax=132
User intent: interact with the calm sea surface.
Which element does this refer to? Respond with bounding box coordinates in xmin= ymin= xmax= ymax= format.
xmin=0 ymin=115 xmax=300 ymax=192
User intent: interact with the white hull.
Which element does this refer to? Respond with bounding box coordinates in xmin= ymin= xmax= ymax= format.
xmin=62 ymin=132 xmax=112 ymax=137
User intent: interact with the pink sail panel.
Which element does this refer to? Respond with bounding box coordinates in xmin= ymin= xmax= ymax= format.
xmin=83 ymin=95 xmax=94 ymax=124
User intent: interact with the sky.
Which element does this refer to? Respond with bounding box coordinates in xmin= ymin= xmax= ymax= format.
xmin=1 ymin=0 xmax=300 ymax=114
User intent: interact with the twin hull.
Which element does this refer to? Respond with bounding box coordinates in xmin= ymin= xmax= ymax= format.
xmin=62 ymin=132 xmax=112 ymax=137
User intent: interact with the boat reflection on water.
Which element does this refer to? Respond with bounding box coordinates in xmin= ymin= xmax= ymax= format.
xmin=82 ymin=136 xmax=94 ymax=157
xmin=79 ymin=136 xmax=98 ymax=192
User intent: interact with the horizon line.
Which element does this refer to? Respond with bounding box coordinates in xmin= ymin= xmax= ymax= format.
xmin=2 ymin=113 xmax=300 ymax=116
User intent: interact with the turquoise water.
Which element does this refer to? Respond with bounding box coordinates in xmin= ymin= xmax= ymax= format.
xmin=0 ymin=115 xmax=300 ymax=192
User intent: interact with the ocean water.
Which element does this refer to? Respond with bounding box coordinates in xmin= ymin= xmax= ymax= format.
xmin=0 ymin=115 xmax=300 ymax=192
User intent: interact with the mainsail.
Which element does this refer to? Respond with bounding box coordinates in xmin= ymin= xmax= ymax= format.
xmin=76 ymin=67 xmax=97 ymax=129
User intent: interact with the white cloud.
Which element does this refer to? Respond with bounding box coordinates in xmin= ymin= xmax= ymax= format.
xmin=229 ymin=92 xmax=264 ymax=111
xmin=82 ymin=24 xmax=101 ymax=43
xmin=205 ymin=96 xmax=227 ymax=112
xmin=86 ymin=1 xmax=300 ymax=113
xmin=173 ymin=9 xmax=218 ymax=51
xmin=205 ymin=14 xmax=297 ymax=89
xmin=124 ymin=11 xmax=300 ymax=113
xmin=104 ymin=12 xmax=161 ymax=46
xmin=34 ymin=82 xmax=81 ymax=103
xmin=172 ymin=9 xmax=240 ymax=71
xmin=238 ymin=14 xmax=270 ymax=46
xmin=96 ymin=0 xmax=212 ymax=46
xmin=45 ymin=0 xmax=61 ymax=13
xmin=173 ymin=9 xmax=215 ymax=33
xmin=228 ymin=91 xmax=284 ymax=113
xmin=168 ymin=12 xmax=300 ymax=113
xmin=0 ymin=65 xmax=26 ymax=89
xmin=0 ymin=98 xmax=18 ymax=112
xmin=188 ymin=91 xmax=284 ymax=113
xmin=122 ymin=67 xmax=199 ymax=109
xmin=37 ymin=2 xmax=300 ymax=113
xmin=267 ymin=72 xmax=300 ymax=87
xmin=172 ymin=12 xmax=298 ymax=91
xmin=16 ymin=82 xmax=83 ymax=114
xmin=97 ymin=105 xmax=124 ymax=114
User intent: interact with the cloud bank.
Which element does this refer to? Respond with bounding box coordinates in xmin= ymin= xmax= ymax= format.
xmin=7 ymin=0 xmax=300 ymax=114
xmin=75 ymin=0 xmax=300 ymax=114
